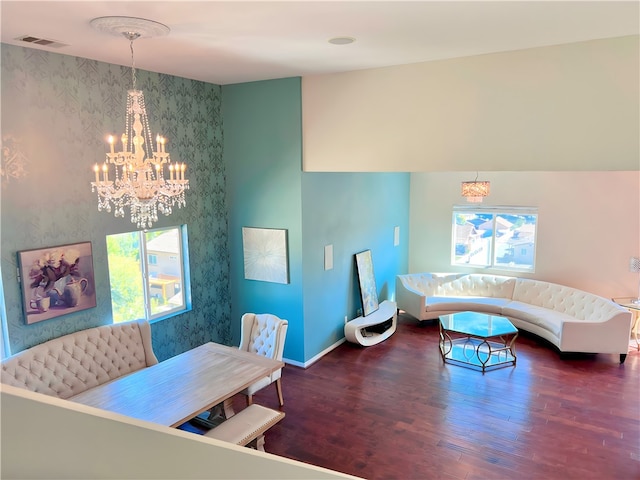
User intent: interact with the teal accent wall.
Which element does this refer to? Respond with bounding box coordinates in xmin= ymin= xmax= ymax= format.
xmin=223 ymin=78 xmax=410 ymax=364
xmin=1 ymin=45 xmax=229 ymax=360
xmin=222 ymin=78 xmax=305 ymax=361
xmin=301 ymin=173 xmax=410 ymax=357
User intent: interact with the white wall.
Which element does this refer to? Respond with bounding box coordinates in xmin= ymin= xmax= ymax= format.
xmin=409 ymin=171 xmax=640 ymax=299
xmin=1 ymin=386 xmax=357 ymax=480
xmin=302 ymin=36 xmax=639 ymax=172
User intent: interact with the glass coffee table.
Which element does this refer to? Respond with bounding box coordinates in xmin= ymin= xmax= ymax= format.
xmin=439 ymin=311 xmax=518 ymax=373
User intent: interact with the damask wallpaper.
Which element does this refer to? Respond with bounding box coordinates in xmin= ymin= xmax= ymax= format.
xmin=1 ymin=44 xmax=230 ymax=360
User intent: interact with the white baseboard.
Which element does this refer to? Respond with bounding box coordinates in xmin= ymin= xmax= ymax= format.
xmin=283 ymin=337 xmax=346 ymax=369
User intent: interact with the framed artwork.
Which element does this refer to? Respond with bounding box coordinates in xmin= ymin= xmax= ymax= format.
xmin=242 ymin=227 xmax=289 ymax=284
xmin=355 ymin=249 xmax=379 ymax=316
xmin=18 ymin=241 xmax=97 ymax=324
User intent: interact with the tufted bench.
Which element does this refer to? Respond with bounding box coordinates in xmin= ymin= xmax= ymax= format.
xmin=1 ymin=320 xmax=157 ymax=399
xmin=396 ymin=273 xmax=633 ymax=363
xmin=204 ymin=404 xmax=285 ymax=452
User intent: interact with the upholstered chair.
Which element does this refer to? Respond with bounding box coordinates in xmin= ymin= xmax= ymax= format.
xmin=239 ymin=313 xmax=288 ymax=407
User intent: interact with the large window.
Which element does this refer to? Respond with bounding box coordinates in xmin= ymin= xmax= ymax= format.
xmin=106 ymin=226 xmax=189 ymax=323
xmin=452 ymin=206 xmax=538 ymax=272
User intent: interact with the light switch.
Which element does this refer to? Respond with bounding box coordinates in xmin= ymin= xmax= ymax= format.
xmin=324 ymin=245 xmax=333 ymax=270
xmin=394 ymin=226 xmax=400 ymax=246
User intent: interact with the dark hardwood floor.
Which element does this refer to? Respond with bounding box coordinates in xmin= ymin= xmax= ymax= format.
xmin=193 ymin=313 xmax=640 ymax=479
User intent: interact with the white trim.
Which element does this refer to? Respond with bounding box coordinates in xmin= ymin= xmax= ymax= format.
xmin=453 ymin=205 xmax=539 ymax=214
xmin=283 ymin=338 xmax=346 ymax=369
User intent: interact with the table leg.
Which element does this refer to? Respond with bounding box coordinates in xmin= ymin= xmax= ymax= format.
xmin=633 ymin=311 xmax=639 ymax=351
xmin=477 ymin=339 xmax=491 ymax=373
xmin=507 ymin=332 xmax=518 ymax=364
xmin=206 ymin=398 xmax=236 ymax=421
xmin=191 ymin=398 xmax=237 ymax=430
xmin=222 ymin=398 xmax=236 ymax=418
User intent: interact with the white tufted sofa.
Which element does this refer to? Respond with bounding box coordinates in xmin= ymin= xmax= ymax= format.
xmin=1 ymin=320 xmax=158 ymax=399
xmin=396 ymin=273 xmax=633 ymax=363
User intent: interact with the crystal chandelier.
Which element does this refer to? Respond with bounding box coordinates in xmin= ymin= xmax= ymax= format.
xmin=461 ymin=173 xmax=490 ymax=203
xmin=90 ymin=17 xmax=188 ymax=229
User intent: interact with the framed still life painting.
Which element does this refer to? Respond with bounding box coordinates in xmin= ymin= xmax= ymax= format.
xmin=18 ymin=241 xmax=97 ymax=324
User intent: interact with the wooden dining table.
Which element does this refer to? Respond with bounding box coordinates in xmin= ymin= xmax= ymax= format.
xmin=70 ymin=342 xmax=284 ymax=428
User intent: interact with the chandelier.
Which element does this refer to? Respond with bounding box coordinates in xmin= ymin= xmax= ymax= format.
xmin=90 ymin=17 xmax=188 ymax=229
xmin=461 ymin=173 xmax=490 ymax=203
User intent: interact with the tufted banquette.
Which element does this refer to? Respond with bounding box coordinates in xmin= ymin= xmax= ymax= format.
xmin=396 ymin=273 xmax=633 ymax=363
xmin=1 ymin=320 xmax=157 ymax=399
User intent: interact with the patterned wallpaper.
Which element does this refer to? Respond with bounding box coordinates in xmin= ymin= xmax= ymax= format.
xmin=1 ymin=44 xmax=230 ymax=360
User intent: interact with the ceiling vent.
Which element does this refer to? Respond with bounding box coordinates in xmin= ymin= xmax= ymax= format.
xmin=15 ymin=35 xmax=68 ymax=48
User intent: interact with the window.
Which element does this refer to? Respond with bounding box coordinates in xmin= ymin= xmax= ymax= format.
xmin=106 ymin=226 xmax=189 ymax=323
xmin=0 ymin=270 xmax=10 ymax=359
xmin=452 ymin=206 xmax=538 ymax=272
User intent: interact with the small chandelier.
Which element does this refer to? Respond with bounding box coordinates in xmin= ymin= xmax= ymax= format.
xmin=461 ymin=173 xmax=490 ymax=203
xmin=90 ymin=17 xmax=188 ymax=229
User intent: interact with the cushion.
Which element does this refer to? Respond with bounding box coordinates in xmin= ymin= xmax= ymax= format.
xmin=248 ymin=315 xmax=283 ymax=358
xmin=503 ymin=301 xmax=570 ymax=338
xmin=426 ymin=296 xmax=510 ymax=314
xmin=512 ymin=278 xmax=623 ymax=321
xmin=204 ymin=404 xmax=285 ymax=446
xmin=437 ymin=274 xmax=517 ymax=298
xmin=400 ymin=273 xmax=460 ymax=296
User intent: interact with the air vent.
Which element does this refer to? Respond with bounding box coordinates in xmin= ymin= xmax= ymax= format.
xmin=15 ymin=35 xmax=68 ymax=48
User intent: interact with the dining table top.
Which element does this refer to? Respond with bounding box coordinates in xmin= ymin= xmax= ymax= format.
xmin=70 ymin=342 xmax=284 ymax=428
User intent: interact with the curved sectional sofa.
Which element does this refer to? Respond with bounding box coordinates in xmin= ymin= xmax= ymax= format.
xmin=396 ymin=273 xmax=633 ymax=363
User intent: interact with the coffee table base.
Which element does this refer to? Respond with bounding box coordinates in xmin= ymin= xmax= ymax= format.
xmin=440 ymin=333 xmax=517 ymax=373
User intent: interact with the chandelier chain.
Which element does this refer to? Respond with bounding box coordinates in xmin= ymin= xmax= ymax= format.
xmin=129 ymin=36 xmax=137 ymax=91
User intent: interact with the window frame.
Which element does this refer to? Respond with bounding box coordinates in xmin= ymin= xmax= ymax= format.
xmin=451 ymin=205 xmax=538 ymax=273
xmin=107 ymin=225 xmax=191 ymax=324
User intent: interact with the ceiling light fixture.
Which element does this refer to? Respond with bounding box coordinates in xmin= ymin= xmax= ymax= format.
xmin=461 ymin=173 xmax=490 ymax=203
xmin=89 ymin=16 xmax=188 ymax=229
xmin=328 ymin=36 xmax=356 ymax=45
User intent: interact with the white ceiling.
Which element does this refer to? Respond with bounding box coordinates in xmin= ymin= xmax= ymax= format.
xmin=1 ymin=1 xmax=638 ymax=85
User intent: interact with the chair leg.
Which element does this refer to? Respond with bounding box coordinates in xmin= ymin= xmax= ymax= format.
xmin=246 ymin=394 xmax=253 ymax=406
xmin=275 ymin=378 xmax=284 ymax=407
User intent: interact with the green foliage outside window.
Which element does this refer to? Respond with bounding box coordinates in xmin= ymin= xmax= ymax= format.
xmin=106 ymin=227 xmax=187 ymax=324
xmin=107 ymin=233 xmax=144 ymax=323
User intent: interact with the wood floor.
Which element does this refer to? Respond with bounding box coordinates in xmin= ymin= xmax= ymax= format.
xmin=197 ymin=312 xmax=640 ymax=479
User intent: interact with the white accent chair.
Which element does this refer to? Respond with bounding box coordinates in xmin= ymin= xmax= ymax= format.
xmin=239 ymin=313 xmax=288 ymax=407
